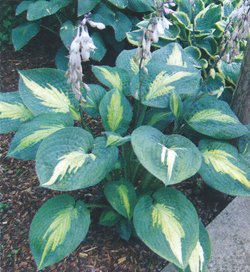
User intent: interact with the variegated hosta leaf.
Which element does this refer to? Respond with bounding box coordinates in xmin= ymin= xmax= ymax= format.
xmin=81 ymin=84 xmax=107 ymax=118
xmin=150 ymin=43 xmax=200 ymax=71
xmin=99 ymin=88 xmax=133 ymax=134
xmin=18 ymin=68 xmax=80 ymax=120
xmin=104 ymin=179 xmax=137 ymax=219
xmin=103 ymin=131 xmax=131 ymax=147
xmin=36 ymin=127 xmax=118 ymax=191
xmin=217 ymin=60 xmax=241 ymax=85
xmin=29 ymin=194 xmax=90 ymax=271
xmin=92 ymin=65 xmax=131 ymax=95
xmin=7 ymin=113 xmax=74 ymax=160
xmin=0 ymin=91 xmax=34 ymax=133
xmin=195 ymin=4 xmax=222 ymax=34
xmin=238 ymin=125 xmax=250 ymax=164
xmin=176 ymin=221 xmax=211 ymax=272
xmin=201 ymin=73 xmax=225 ymax=96
xmin=177 ymin=0 xmax=204 ymax=22
xmin=127 ymin=0 xmax=154 ymax=12
xmin=130 ymin=63 xmax=201 ymax=108
xmin=133 ymin=187 xmax=199 ymax=269
xmin=199 ymin=139 xmax=250 ymax=196
xmin=185 ymin=96 xmax=248 ymax=139
xmin=116 ymin=48 xmax=140 ymax=76
xmin=131 ymin=126 xmax=202 ymax=185
xmin=99 ymin=208 xmax=122 ymax=226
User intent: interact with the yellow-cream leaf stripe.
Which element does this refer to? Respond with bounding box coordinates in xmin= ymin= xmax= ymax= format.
xmin=202 ymin=149 xmax=250 ymax=188
xmin=20 ymin=74 xmax=71 ymax=113
xmin=39 ymin=207 xmax=78 ymax=268
xmin=107 ymin=89 xmax=123 ymax=131
xmin=152 ymin=203 xmax=185 ymax=265
xmin=117 ymin=184 xmax=130 ymax=218
xmin=188 ymin=240 xmax=204 ymax=272
xmin=189 ymin=109 xmax=238 ymax=123
xmin=166 ymin=44 xmax=187 ymax=68
xmin=146 ymin=71 xmax=194 ymax=100
xmin=8 ymin=125 xmax=64 ymax=155
xmin=96 ymin=67 xmax=122 ymax=90
xmin=43 ymin=150 xmax=96 ymax=186
xmin=0 ymin=101 xmax=33 ymax=121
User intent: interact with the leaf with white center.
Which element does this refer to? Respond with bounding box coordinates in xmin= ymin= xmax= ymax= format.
xmin=130 ymin=63 xmax=201 ymax=108
xmin=104 ymin=179 xmax=137 ymax=219
xmin=177 ymin=221 xmax=211 ymax=272
xmin=199 ymin=139 xmax=250 ymax=196
xmin=99 ymin=88 xmax=132 ymax=134
xmin=36 ymin=127 xmax=118 ymax=190
xmin=18 ymin=69 xmax=80 ymax=120
xmin=131 ymin=126 xmax=202 ymax=185
xmin=0 ymin=91 xmax=34 ymax=133
xmin=29 ymin=194 xmax=90 ymax=271
xmin=133 ymin=187 xmax=199 ymax=269
xmin=92 ymin=66 xmax=131 ymax=95
xmin=185 ymin=96 xmax=248 ymax=139
xmin=7 ymin=113 xmax=73 ymax=160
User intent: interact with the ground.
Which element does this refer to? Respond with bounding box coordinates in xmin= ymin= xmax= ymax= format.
xmin=0 ymin=31 xmax=234 ymax=272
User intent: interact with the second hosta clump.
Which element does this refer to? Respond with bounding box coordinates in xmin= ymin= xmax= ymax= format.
xmin=1 ymin=42 xmax=250 ymax=271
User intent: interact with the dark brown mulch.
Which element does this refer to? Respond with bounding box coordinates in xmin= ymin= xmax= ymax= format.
xmin=1 ymin=32 xmax=234 ymax=272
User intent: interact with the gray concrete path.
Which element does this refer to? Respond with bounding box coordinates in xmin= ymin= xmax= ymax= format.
xmin=162 ymin=196 xmax=250 ymax=272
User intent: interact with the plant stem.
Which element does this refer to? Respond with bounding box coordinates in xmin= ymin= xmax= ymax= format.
xmin=80 ymin=110 xmax=94 ymax=135
xmin=55 ymin=13 xmax=63 ymax=25
xmin=86 ymin=204 xmax=109 ymax=209
xmin=40 ymin=25 xmax=60 ymax=37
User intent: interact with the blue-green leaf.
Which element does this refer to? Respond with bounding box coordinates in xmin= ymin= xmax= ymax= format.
xmin=60 ymin=20 xmax=77 ymax=48
xmin=199 ymin=139 xmax=250 ymax=196
xmin=99 ymin=88 xmax=132 ymax=134
xmin=7 ymin=113 xmax=74 ymax=160
xmin=217 ymin=60 xmax=241 ymax=85
xmin=36 ymin=127 xmax=118 ymax=190
xmin=0 ymin=91 xmax=34 ymax=133
xmin=131 ymin=126 xmax=202 ymax=185
xmin=29 ymin=194 xmax=90 ymax=271
xmin=78 ymin=0 xmax=100 ymax=16
xmin=103 ymin=131 xmax=131 ymax=147
xmin=133 ymin=187 xmax=199 ymax=269
xmin=185 ymin=96 xmax=248 ymax=139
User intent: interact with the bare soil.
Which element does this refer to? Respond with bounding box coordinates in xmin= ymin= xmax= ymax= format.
xmin=1 ymin=31 xmax=234 ymax=272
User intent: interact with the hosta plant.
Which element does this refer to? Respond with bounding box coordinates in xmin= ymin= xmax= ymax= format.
xmin=2 ymin=1 xmax=250 ymax=271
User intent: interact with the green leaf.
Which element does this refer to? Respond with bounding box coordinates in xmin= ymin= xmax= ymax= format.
xmin=55 ymin=46 xmax=69 ymax=71
xmin=90 ymin=32 xmax=107 ymax=61
xmin=18 ymin=68 xmax=80 ymax=120
xmin=99 ymin=88 xmax=132 ymax=134
xmin=107 ymin=0 xmax=128 ymax=8
xmin=60 ymin=20 xmax=77 ymax=48
xmin=170 ymin=11 xmax=192 ymax=31
xmin=177 ymin=0 xmax=205 ymax=21
xmin=223 ymin=0 xmax=234 ymax=18
xmin=143 ymin=108 xmax=175 ymax=132
xmin=217 ymin=60 xmax=241 ymax=85
xmin=238 ymin=125 xmax=250 ymax=161
xmin=16 ymin=0 xmax=35 ymax=15
xmin=116 ymin=218 xmax=133 ymax=241
xmin=127 ymin=0 xmax=154 ymax=12
xmin=130 ymin=63 xmax=201 ymax=108
xmin=27 ymin=0 xmax=71 ymax=20
xmin=0 ymin=91 xmax=34 ymax=133
xmin=7 ymin=113 xmax=74 ymax=160
xmin=150 ymin=43 xmax=200 ymax=71
xmin=99 ymin=209 xmax=121 ymax=226
xmin=29 ymin=194 xmax=90 ymax=271
xmin=131 ymin=126 xmax=202 ymax=185
xmin=199 ymin=139 xmax=250 ymax=196
xmin=176 ymin=221 xmax=211 ymax=272
xmin=201 ymin=73 xmax=225 ymax=95
xmin=92 ymin=65 xmax=131 ymax=95
xmin=195 ymin=4 xmax=222 ymax=34
xmin=104 ymin=179 xmax=137 ymax=219
xmin=36 ymin=127 xmax=118 ymax=190
xmin=185 ymin=96 xmax=248 ymax=139
xmin=81 ymin=84 xmax=107 ymax=118
xmin=184 ymin=46 xmax=202 ymax=61
xmin=197 ymin=36 xmax=218 ymax=58
xmin=78 ymin=0 xmax=100 ymax=16
xmin=133 ymin=187 xmax=199 ymax=269
xmin=170 ymin=90 xmax=183 ymax=120
xmin=12 ymin=22 xmax=40 ymax=50
xmin=116 ymin=48 xmax=139 ymax=76
xmin=103 ymin=131 xmax=131 ymax=147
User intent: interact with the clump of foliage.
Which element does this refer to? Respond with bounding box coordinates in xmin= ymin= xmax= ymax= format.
xmin=1 ymin=0 xmax=250 ymax=271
